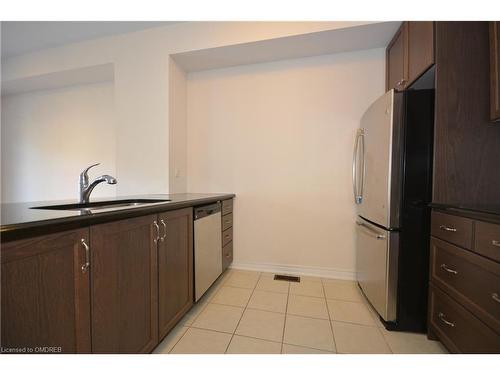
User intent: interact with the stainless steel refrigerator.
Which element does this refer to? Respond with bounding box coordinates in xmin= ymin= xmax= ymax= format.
xmin=353 ymin=88 xmax=434 ymax=332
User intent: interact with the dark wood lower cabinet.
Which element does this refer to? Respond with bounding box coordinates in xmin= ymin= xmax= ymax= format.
xmin=429 ymin=209 xmax=500 ymax=353
xmin=158 ymin=208 xmax=193 ymax=340
xmin=90 ymin=215 xmax=158 ymax=353
xmin=428 ymin=285 xmax=500 ymax=353
xmin=1 ymin=207 xmax=203 ymax=353
xmin=1 ymin=229 xmax=91 ymax=353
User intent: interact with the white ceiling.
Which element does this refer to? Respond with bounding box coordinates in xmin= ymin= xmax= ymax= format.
xmin=1 ymin=21 xmax=179 ymax=58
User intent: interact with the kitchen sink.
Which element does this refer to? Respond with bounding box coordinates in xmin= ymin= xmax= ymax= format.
xmin=31 ymin=199 xmax=171 ymax=211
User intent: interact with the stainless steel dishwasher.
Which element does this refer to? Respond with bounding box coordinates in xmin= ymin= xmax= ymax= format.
xmin=194 ymin=202 xmax=222 ymax=301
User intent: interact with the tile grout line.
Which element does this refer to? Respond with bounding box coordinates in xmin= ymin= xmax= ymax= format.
xmin=224 ymin=271 xmax=261 ymax=354
xmin=376 ymin=325 xmax=394 ymax=354
xmin=168 ymin=301 xmax=210 ymax=353
xmin=169 ymin=270 xmax=232 ymax=354
xmin=280 ymin=279 xmax=291 ymax=354
xmin=324 ymin=279 xmax=394 ymax=354
xmin=321 ymin=279 xmax=338 ymax=353
xmin=281 ymin=342 xmax=334 ymax=354
xmin=171 ymin=273 xmax=401 ymax=354
xmin=167 ymin=326 xmax=190 ymax=354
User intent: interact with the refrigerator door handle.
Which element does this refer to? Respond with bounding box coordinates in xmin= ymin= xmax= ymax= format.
xmin=352 ymin=129 xmax=365 ymax=204
xmin=356 ymin=221 xmax=386 ymax=240
xmin=352 ymin=131 xmax=360 ymax=203
xmin=358 ymin=129 xmax=365 ymax=203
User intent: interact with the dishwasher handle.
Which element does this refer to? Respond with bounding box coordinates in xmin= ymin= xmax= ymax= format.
xmin=194 ymin=202 xmax=222 ymax=220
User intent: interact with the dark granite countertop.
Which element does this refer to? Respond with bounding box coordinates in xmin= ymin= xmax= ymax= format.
xmin=1 ymin=193 xmax=235 ymax=242
xmin=429 ymin=202 xmax=500 ymax=224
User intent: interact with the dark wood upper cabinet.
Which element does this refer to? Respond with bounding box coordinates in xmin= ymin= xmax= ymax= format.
xmin=1 ymin=228 xmax=91 ymax=353
xmin=158 ymin=208 xmax=193 ymax=340
xmin=408 ymin=21 xmax=434 ymax=85
xmin=387 ymin=21 xmax=435 ymax=91
xmin=490 ymin=21 xmax=500 ymax=121
xmin=90 ymin=215 xmax=158 ymax=353
xmin=386 ymin=22 xmax=408 ymax=91
xmin=433 ymin=22 xmax=500 ymax=205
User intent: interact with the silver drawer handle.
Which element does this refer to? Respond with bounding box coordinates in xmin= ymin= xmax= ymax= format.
xmin=440 ymin=263 xmax=458 ymax=275
xmin=356 ymin=221 xmax=386 ymax=240
xmin=439 ymin=225 xmax=457 ymax=232
xmin=225 ymin=235 xmax=231 ymax=239
xmin=438 ymin=312 xmax=455 ymax=327
xmin=492 ymin=240 xmax=500 ymax=247
xmin=153 ymin=221 xmax=160 ymax=243
xmin=160 ymin=219 xmax=167 ymax=242
xmin=492 ymin=293 xmax=500 ymax=304
xmin=81 ymin=239 xmax=90 ymax=273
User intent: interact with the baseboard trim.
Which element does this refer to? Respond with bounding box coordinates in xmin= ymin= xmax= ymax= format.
xmin=229 ymin=261 xmax=355 ymax=281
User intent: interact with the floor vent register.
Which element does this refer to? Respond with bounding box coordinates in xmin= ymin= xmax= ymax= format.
xmin=274 ymin=274 xmax=300 ymax=282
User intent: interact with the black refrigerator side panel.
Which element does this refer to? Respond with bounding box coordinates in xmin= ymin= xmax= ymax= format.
xmin=388 ymin=89 xmax=435 ymax=332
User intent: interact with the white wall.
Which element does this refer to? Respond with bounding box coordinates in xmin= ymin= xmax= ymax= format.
xmin=168 ymin=57 xmax=188 ymax=193
xmin=187 ymin=49 xmax=385 ymax=278
xmin=1 ymin=22 xmax=374 ymax=199
xmin=1 ymin=82 xmax=116 ymax=202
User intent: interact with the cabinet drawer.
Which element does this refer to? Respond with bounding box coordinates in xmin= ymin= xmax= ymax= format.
xmin=475 ymin=221 xmax=500 ymax=262
xmin=222 ymin=213 xmax=233 ymax=231
xmin=429 ymin=285 xmax=500 ymax=353
xmin=222 ymin=242 xmax=233 ymax=271
xmin=222 ymin=227 xmax=233 ymax=247
xmin=222 ymin=199 xmax=233 ymax=216
xmin=431 ymin=211 xmax=473 ymax=248
xmin=430 ymin=237 xmax=500 ymax=333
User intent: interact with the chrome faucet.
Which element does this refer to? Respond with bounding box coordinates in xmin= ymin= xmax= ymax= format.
xmin=79 ymin=163 xmax=117 ymax=204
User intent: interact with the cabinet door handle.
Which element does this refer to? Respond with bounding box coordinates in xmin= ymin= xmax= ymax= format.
xmin=492 ymin=293 xmax=500 ymax=304
xmin=438 ymin=312 xmax=455 ymax=327
xmin=396 ymin=78 xmax=407 ymax=89
xmin=492 ymin=240 xmax=500 ymax=247
xmin=153 ymin=221 xmax=160 ymax=243
xmin=440 ymin=263 xmax=458 ymax=275
xmin=439 ymin=225 xmax=457 ymax=232
xmin=81 ymin=238 xmax=90 ymax=273
xmin=160 ymin=219 xmax=167 ymax=242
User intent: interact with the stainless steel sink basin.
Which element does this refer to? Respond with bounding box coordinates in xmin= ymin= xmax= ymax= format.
xmin=31 ymin=199 xmax=171 ymax=211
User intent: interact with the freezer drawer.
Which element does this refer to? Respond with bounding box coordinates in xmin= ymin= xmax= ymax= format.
xmin=356 ymin=217 xmax=399 ymax=322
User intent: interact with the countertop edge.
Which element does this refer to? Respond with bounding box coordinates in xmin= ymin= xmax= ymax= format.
xmin=1 ymin=194 xmax=235 ymax=243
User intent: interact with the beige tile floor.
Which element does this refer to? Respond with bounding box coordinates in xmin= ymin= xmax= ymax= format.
xmin=154 ymin=269 xmax=448 ymax=354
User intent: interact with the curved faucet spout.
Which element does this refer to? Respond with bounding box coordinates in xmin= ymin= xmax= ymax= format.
xmin=95 ymin=175 xmax=117 ymax=185
xmin=79 ymin=164 xmax=117 ymax=204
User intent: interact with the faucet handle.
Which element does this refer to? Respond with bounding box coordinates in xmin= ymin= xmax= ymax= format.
xmin=79 ymin=163 xmax=100 ymax=186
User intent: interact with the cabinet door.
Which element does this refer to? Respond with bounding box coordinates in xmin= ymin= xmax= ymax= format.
xmin=386 ymin=23 xmax=408 ymax=91
xmin=158 ymin=208 xmax=193 ymax=340
xmin=1 ymin=229 xmax=91 ymax=353
xmin=490 ymin=21 xmax=500 ymax=121
xmin=90 ymin=215 xmax=158 ymax=353
xmin=433 ymin=22 xmax=500 ymax=205
xmin=407 ymin=21 xmax=434 ymax=85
